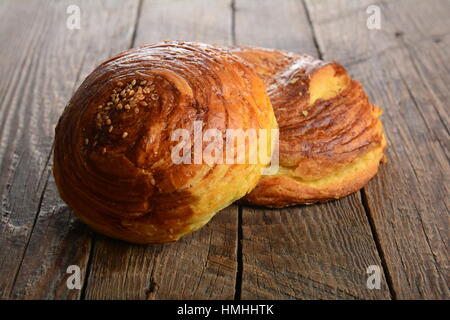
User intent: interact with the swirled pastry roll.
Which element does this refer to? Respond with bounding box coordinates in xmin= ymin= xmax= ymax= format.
xmin=230 ymin=47 xmax=386 ymax=207
xmin=53 ymin=42 xmax=277 ymax=243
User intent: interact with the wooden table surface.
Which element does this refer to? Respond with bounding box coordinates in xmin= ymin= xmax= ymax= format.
xmin=0 ymin=0 xmax=448 ymax=300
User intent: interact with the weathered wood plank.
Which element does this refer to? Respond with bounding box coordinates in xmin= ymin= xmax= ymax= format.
xmin=1 ymin=0 xmax=140 ymax=299
xmin=83 ymin=0 xmax=239 ymax=300
xmin=134 ymin=0 xmax=233 ymax=47
xmin=85 ymin=209 xmax=238 ymax=300
xmin=305 ymin=0 xmax=449 ymax=299
xmin=234 ymin=0 xmax=391 ymax=299
xmin=242 ymin=200 xmax=390 ymax=299
xmin=233 ymin=0 xmax=317 ymax=55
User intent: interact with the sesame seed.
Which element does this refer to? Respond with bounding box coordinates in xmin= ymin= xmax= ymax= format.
xmin=129 ymin=90 xmax=135 ymax=96
xmin=151 ymin=93 xmax=159 ymax=100
xmin=108 ymin=125 xmax=113 ymax=132
xmin=140 ymin=101 xmax=148 ymax=107
xmin=302 ymin=110 xmax=308 ymax=116
xmin=104 ymin=106 xmax=110 ymax=111
xmin=117 ymin=103 xmax=123 ymax=110
xmin=117 ymin=81 xmax=124 ymax=87
xmin=140 ymin=80 xmax=147 ymax=85
xmin=120 ymin=89 xmax=126 ymax=97
xmin=96 ymin=113 xmax=102 ymax=119
xmin=134 ymin=108 xmax=140 ymax=114
xmin=122 ymin=132 xmax=128 ymax=138
xmin=106 ymin=119 xmax=112 ymax=125
xmin=124 ymin=104 xmax=130 ymax=110
xmin=93 ymin=141 xmax=98 ymax=147
xmin=97 ymin=105 xmax=103 ymax=109
xmin=85 ymin=138 xmax=89 ymax=145
xmin=102 ymin=147 xmax=106 ymax=154
xmin=131 ymin=79 xmax=136 ymax=86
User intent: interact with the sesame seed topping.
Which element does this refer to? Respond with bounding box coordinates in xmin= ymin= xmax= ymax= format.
xmin=102 ymin=147 xmax=106 ymax=154
xmin=105 ymin=119 xmax=112 ymax=125
xmin=134 ymin=108 xmax=140 ymax=114
xmin=117 ymin=81 xmax=124 ymax=87
xmin=122 ymin=132 xmax=128 ymax=138
xmin=302 ymin=110 xmax=308 ymax=116
xmin=97 ymin=105 xmax=103 ymax=109
xmin=124 ymin=104 xmax=130 ymax=110
xmin=151 ymin=93 xmax=159 ymax=100
xmin=129 ymin=90 xmax=135 ymax=96
xmin=131 ymin=79 xmax=136 ymax=86
xmin=85 ymin=138 xmax=89 ymax=145
xmin=140 ymin=80 xmax=147 ymax=85
xmin=140 ymin=101 xmax=148 ymax=107
xmin=108 ymin=125 xmax=113 ymax=132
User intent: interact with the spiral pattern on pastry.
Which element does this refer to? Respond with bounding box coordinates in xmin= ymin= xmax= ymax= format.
xmin=230 ymin=47 xmax=387 ymax=207
xmin=53 ymin=41 xmax=277 ymax=243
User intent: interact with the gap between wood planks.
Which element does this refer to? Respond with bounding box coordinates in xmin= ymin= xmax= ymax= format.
xmin=301 ymin=0 xmax=396 ymax=299
xmin=7 ymin=35 xmax=92 ymax=298
xmin=230 ymin=0 xmax=244 ymax=301
xmin=230 ymin=0 xmax=394 ymax=300
xmin=79 ymin=0 xmax=144 ymax=299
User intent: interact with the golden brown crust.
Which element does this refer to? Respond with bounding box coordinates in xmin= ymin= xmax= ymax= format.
xmin=230 ymin=47 xmax=386 ymax=207
xmin=53 ymin=41 xmax=276 ymax=243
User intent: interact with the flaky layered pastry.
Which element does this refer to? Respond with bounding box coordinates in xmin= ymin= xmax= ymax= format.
xmin=230 ymin=47 xmax=386 ymax=207
xmin=53 ymin=42 xmax=277 ymax=243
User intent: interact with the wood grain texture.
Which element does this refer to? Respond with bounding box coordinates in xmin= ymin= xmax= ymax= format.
xmin=305 ymin=0 xmax=449 ymax=299
xmin=234 ymin=0 xmax=391 ymax=299
xmin=0 ymin=0 xmax=447 ymax=300
xmin=134 ymin=0 xmax=233 ymax=47
xmin=242 ymin=200 xmax=389 ymax=299
xmin=85 ymin=208 xmax=238 ymax=299
xmin=83 ymin=0 xmax=239 ymax=300
xmin=0 ymin=0 xmax=140 ymax=299
xmin=234 ymin=0 xmax=317 ymax=55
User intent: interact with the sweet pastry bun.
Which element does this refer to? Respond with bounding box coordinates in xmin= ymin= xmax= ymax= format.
xmin=53 ymin=41 xmax=277 ymax=243
xmin=230 ymin=47 xmax=386 ymax=207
